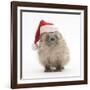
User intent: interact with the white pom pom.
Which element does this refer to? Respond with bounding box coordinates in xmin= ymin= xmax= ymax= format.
xmin=32 ymin=43 xmax=38 ymax=50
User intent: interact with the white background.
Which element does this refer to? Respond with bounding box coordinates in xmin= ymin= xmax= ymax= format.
xmin=0 ymin=0 xmax=89 ymax=90
xmin=21 ymin=9 xmax=82 ymax=80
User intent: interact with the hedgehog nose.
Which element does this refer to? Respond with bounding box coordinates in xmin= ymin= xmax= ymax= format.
xmin=51 ymin=38 xmax=55 ymax=41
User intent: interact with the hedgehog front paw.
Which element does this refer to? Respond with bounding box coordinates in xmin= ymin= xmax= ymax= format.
xmin=44 ymin=66 xmax=52 ymax=72
xmin=55 ymin=65 xmax=64 ymax=72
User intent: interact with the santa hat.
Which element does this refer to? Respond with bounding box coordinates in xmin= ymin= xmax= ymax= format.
xmin=32 ymin=20 xmax=57 ymax=50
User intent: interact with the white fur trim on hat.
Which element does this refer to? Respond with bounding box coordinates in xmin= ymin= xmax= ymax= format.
xmin=40 ymin=25 xmax=58 ymax=34
xmin=32 ymin=43 xmax=38 ymax=50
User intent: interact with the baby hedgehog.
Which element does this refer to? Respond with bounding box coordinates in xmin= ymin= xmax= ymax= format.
xmin=33 ymin=20 xmax=69 ymax=72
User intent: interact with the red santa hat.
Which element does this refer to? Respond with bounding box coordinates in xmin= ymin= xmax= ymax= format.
xmin=32 ymin=20 xmax=57 ymax=50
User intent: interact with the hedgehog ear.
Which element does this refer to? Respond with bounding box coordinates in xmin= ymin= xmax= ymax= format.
xmin=55 ymin=31 xmax=61 ymax=39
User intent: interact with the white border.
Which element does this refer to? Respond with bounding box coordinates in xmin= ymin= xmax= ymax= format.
xmin=17 ymin=6 xmax=84 ymax=84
